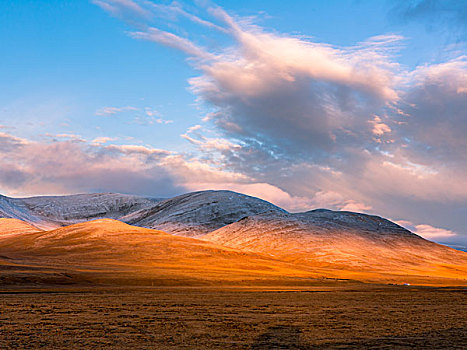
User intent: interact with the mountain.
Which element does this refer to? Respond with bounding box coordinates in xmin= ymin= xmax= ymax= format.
xmin=122 ymin=190 xmax=285 ymax=236
xmin=0 ymin=219 xmax=320 ymax=286
xmin=0 ymin=193 xmax=161 ymax=229
xmin=0 ymin=191 xmax=283 ymax=235
xmin=0 ymin=218 xmax=41 ymax=236
xmin=0 ymin=190 xmax=466 ymax=286
xmin=0 ymin=195 xmax=45 ymax=226
xmin=202 ymin=210 xmax=467 ymax=285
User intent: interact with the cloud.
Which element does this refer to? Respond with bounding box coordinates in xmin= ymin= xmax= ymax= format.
xmin=95 ymin=105 xmax=173 ymax=125
xmin=397 ymin=57 xmax=467 ymax=165
xmin=144 ymin=107 xmax=159 ymax=117
xmin=414 ymin=224 xmax=457 ymax=239
xmin=397 ymin=220 xmax=458 ymax=240
xmin=52 ymin=133 xmax=86 ymax=142
xmin=184 ymin=27 xmax=403 ymax=163
xmin=131 ymin=115 xmax=173 ymax=126
xmin=369 ymin=115 xmax=392 ymax=137
xmin=129 ymin=27 xmax=214 ymax=59
xmin=92 ymin=0 xmax=152 ymax=19
xmin=95 ymin=106 xmax=139 ymax=116
xmin=0 ymin=131 xmax=289 ymax=207
xmin=92 ymin=136 xmax=116 ymax=144
xmin=308 ymin=191 xmax=372 ymax=213
xmin=59 ymin=1 xmax=467 ymax=245
xmin=0 ymin=131 xmax=182 ymax=197
xmin=143 ymin=1 xmax=227 ymax=33
xmin=0 ymin=132 xmax=28 ymax=152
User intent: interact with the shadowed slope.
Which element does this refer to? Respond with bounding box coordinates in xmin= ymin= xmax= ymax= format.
xmin=0 ymin=195 xmax=45 ymax=227
xmin=122 ymin=190 xmax=285 ymax=236
xmin=203 ymin=211 xmax=467 ymax=285
xmin=0 ymin=193 xmax=161 ymax=230
xmin=0 ymin=219 xmax=324 ymax=286
xmin=0 ymin=191 xmax=283 ymax=235
xmin=20 ymin=193 xmax=161 ymax=229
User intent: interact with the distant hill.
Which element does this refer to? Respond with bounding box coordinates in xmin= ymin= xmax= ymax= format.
xmin=122 ymin=190 xmax=285 ymax=236
xmin=0 ymin=193 xmax=161 ymax=229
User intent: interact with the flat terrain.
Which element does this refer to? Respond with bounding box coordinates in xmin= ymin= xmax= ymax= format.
xmin=0 ymin=286 xmax=465 ymax=349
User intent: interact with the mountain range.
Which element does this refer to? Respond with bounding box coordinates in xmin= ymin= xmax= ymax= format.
xmin=0 ymin=190 xmax=466 ymax=287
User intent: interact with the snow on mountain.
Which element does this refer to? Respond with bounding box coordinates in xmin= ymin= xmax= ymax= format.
xmin=123 ymin=190 xmax=286 ymax=236
xmin=0 ymin=190 xmax=284 ymax=235
xmin=202 ymin=210 xmax=467 ymax=281
xmin=294 ymin=209 xmax=414 ymax=236
xmin=0 ymin=193 xmax=161 ymax=229
xmin=0 ymin=195 xmax=45 ymax=226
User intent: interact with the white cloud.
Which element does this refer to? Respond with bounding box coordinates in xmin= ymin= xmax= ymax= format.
xmin=92 ymin=0 xmax=151 ymax=19
xmin=95 ymin=106 xmax=139 ymax=116
xmin=70 ymin=1 xmax=467 ymax=245
xmin=92 ymin=137 xmax=116 ymax=144
xmin=397 ymin=220 xmax=458 ymax=240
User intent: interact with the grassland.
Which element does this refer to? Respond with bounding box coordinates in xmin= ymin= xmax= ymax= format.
xmin=0 ymin=286 xmax=465 ymax=349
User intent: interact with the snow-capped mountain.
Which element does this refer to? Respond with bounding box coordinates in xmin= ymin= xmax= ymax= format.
xmin=0 ymin=190 xmax=466 ymax=286
xmin=122 ymin=190 xmax=286 ymax=236
xmin=0 ymin=193 xmax=161 ymax=229
xmin=0 ymin=190 xmax=285 ymax=235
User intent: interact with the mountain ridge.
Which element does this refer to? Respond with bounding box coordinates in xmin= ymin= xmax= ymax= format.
xmin=1 ymin=189 xmax=466 ymax=283
xmin=0 ymin=193 xmax=162 ymax=230
xmin=122 ymin=190 xmax=286 ymax=236
xmin=0 ymin=190 xmax=421 ymax=239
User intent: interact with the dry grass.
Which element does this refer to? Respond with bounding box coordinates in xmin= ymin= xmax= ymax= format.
xmin=0 ymin=219 xmax=466 ymax=287
xmin=0 ymin=286 xmax=465 ymax=349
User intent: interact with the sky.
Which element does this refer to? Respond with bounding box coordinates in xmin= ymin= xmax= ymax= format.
xmin=1 ymin=0 xmax=466 ymax=246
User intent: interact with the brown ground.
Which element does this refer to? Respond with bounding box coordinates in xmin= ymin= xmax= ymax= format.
xmin=0 ymin=286 xmax=465 ymax=349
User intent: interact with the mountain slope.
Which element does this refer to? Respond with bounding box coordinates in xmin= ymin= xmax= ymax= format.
xmin=0 ymin=195 xmax=45 ymax=226
xmin=0 ymin=193 xmax=161 ymax=229
xmin=1 ymin=190 xmax=465 ymax=286
xmin=0 ymin=218 xmax=42 ymax=236
xmin=0 ymin=219 xmax=322 ymax=286
xmin=0 ymin=191 xmax=284 ymax=235
xmin=202 ymin=210 xmax=467 ymax=285
xmin=123 ymin=190 xmax=286 ymax=236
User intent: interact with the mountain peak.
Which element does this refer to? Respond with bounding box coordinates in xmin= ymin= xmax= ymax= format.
xmin=123 ymin=190 xmax=286 ymax=236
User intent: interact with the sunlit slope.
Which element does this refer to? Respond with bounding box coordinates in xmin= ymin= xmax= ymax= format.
xmin=203 ymin=211 xmax=467 ymax=285
xmin=1 ymin=214 xmax=465 ymax=287
xmin=0 ymin=218 xmax=42 ymax=236
xmin=0 ymin=219 xmax=325 ymax=286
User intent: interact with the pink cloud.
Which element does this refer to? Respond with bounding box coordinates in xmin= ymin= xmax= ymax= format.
xmin=397 ymin=220 xmax=458 ymax=240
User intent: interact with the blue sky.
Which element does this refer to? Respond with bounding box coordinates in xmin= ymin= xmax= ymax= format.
xmin=1 ymin=0 xmax=467 ymax=245
xmin=1 ymin=0 xmax=458 ymax=147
